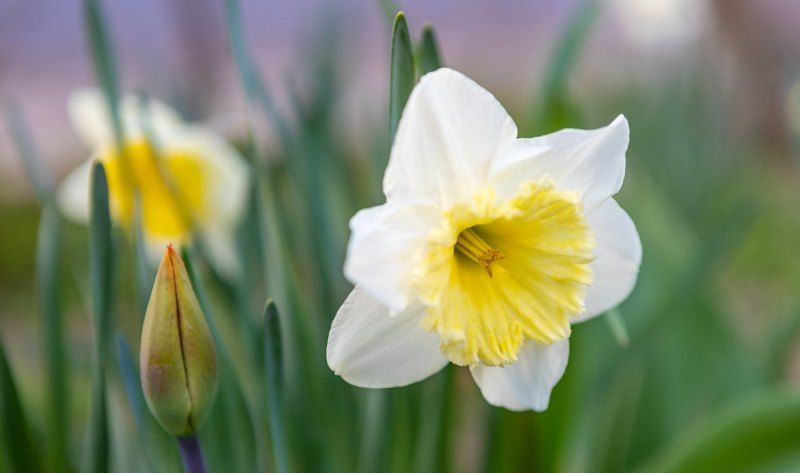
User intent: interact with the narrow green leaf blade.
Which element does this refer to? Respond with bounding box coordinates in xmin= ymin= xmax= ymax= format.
xmin=636 ymin=392 xmax=800 ymax=473
xmin=358 ymin=390 xmax=390 ymax=473
xmin=389 ymin=12 xmax=415 ymax=142
xmin=4 ymin=101 xmax=52 ymax=202
xmin=0 ymin=338 xmax=39 ymax=473
xmin=86 ymin=161 xmax=113 ymax=473
xmin=534 ymin=0 xmax=598 ymax=132
xmin=415 ymin=23 xmax=442 ymax=77
xmin=376 ymin=0 xmax=399 ymax=27
xmin=89 ymin=162 xmax=113 ymax=351
xmin=36 ymin=202 xmax=72 ymax=472
xmin=83 ymin=0 xmax=125 ymax=150
xmin=604 ymin=307 xmax=630 ymax=347
xmin=263 ymin=300 xmax=288 ymax=473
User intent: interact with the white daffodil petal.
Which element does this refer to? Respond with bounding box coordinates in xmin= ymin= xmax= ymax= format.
xmin=471 ymin=340 xmax=569 ymax=412
xmin=56 ymin=158 xmax=93 ymax=224
xmin=68 ymin=89 xmax=181 ymax=147
xmin=575 ymin=197 xmax=642 ymax=323
xmin=344 ymin=200 xmax=441 ymax=312
xmin=489 ymin=115 xmax=629 ymax=210
xmin=327 ymin=287 xmax=448 ymax=388
xmin=384 ymin=68 xmax=518 ymax=207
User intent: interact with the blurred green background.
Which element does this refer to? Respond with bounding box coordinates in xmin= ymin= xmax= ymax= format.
xmin=2 ymin=0 xmax=800 ymax=472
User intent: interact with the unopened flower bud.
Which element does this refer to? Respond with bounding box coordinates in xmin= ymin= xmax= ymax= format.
xmin=140 ymin=245 xmax=218 ymax=436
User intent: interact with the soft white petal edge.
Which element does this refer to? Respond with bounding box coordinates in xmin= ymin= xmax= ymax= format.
xmin=56 ymin=158 xmax=93 ymax=224
xmin=489 ymin=115 xmax=629 ymax=211
xmin=68 ymin=89 xmax=181 ymax=147
xmin=344 ymin=200 xmax=440 ymax=312
xmin=575 ymin=197 xmax=642 ymax=323
xmin=471 ymin=340 xmax=569 ymax=411
xmin=384 ymin=67 xmax=517 ymax=207
xmin=327 ymin=287 xmax=448 ymax=388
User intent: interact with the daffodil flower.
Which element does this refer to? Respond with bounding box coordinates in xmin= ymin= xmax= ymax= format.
xmin=57 ymin=90 xmax=249 ymax=276
xmin=327 ymin=68 xmax=642 ymax=411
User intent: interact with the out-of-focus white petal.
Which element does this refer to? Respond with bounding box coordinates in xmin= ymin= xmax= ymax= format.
xmin=344 ymin=199 xmax=441 ymax=313
xmin=68 ymin=89 xmax=181 ymax=147
xmin=490 ymin=115 xmax=629 ymax=211
xmin=471 ymin=340 xmax=569 ymax=412
xmin=574 ymin=197 xmax=642 ymax=323
xmin=327 ymin=287 xmax=448 ymax=388
xmin=384 ymin=68 xmax=517 ymax=207
xmin=156 ymin=126 xmax=250 ymax=227
xmin=56 ymin=158 xmax=93 ymax=224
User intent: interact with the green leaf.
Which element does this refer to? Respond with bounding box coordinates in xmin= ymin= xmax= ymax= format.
xmin=263 ymin=300 xmax=288 ymax=473
xmin=36 ymin=202 xmax=72 ymax=472
xmin=415 ymin=23 xmax=442 ymax=77
xmin=635 ymin=391 xmax=800 ymax=473
xmin=375 ymin=0 xmax=399 ymax=27
xmin=604 ymin=307 xmax=630 ymax=347
xmin=358 ymin=390 xmax=390 ymax=473
xmin=413 ymin=372 xmax=450 ymax=473
xmin=181 ymin=247 xmax=261 ymax=473
xmin=4 ymin=101 xmax=52 ymax=202
xmin=132 ymin=197 xmax=154 ymax=319
xmin=83 ymin=0 xmax=125 ymax=151
xmin=534 ymin=0 xmax=598 ymax=133
xmin=223 ymin=0 xmax=291 ymax=150
xmin=86 ymin=162 xmax=113 ymax=473
xmin=389 ymin=12 xmax=415 ymax=143
xmin=0 ymin=337 xmax=39 ymax=473
xmin=89 ymin=162 xmax=114 ymax=354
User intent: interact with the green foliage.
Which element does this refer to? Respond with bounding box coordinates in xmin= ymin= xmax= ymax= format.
xmin=415 ymin=24 xmax=443 ymax=77
xmin=635 ymin=392 xmax=800 ymax=473
xmin=87 ymin=162 xmax=113 ymax=473
xmin=0 ymin=338 xmax=39 ymax=473
xmin=389 ymin=12 xmax=415 ymax=143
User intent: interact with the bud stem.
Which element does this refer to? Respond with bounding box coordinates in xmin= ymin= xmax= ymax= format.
xmin=177 ymin=436 xmax=208 ymax=473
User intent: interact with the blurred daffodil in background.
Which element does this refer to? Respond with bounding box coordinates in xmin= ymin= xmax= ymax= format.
xmin=327 ymin=68 xmax=642 ymax=411
xmin=56 ymin=90 xmax=249 ymax=276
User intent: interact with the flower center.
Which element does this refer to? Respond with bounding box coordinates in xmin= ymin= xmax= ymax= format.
xmin=413 ymin=181 xmax=596 ymax=367
xmin=103 ymin=140 xmax=207 ymax=238
xmin=454 ymin=228 xmax=505 ymax=278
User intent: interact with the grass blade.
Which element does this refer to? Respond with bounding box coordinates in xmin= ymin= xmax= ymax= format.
xmin=415 ymin=23 xmax=442 ymax=77
xmin=635 ymin=391 xmax=800 ymax=473
xmin=180 ymin=247 xmax=261 ymax=473
xmin=0 ymin=337 xmax=39 ymax=473
xmin=375 ymin=0 xmax=399 ymax=27
xmin=263 ymin=300 xmax=288 ymax=473
xmin=86 ymin=162 xmax=114 ymax=473
xmin=604 ymin=307 xmax=630 ymax=347
xmin=533 ymin=0 xmax=598 ymax=132
xmin=358 ymin=390 xmax=390 ymax=473
xmin=4 ymin=101 xmax=52 ymax=202
xmin=36 ymin=202 xmax=72 ymax=472
xmin=389 ymin=12 xmax=415 ymax=143
xmin=83 ymin=0 xmax=125 ymax=150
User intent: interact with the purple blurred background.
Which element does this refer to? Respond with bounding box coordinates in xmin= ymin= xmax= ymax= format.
xmin=2 ymin=0 xmax=800 ymax=199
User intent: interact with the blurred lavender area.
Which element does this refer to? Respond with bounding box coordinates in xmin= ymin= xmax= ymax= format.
xmin=2 ymin=0 xmax=799 ymax=198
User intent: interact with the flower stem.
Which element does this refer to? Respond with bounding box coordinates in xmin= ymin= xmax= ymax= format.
xmin=177 ymin=436 xmax=208 ymax=473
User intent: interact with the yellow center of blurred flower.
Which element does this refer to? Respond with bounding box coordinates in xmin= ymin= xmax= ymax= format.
xmin=103 ymin=140 xmax=207 ymax=238
xmin=414 ymin=180 xmax=596 ymax=367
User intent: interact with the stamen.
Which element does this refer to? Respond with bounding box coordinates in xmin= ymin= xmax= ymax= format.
xmin=455 ymin=228 xmax=505 ymax=277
